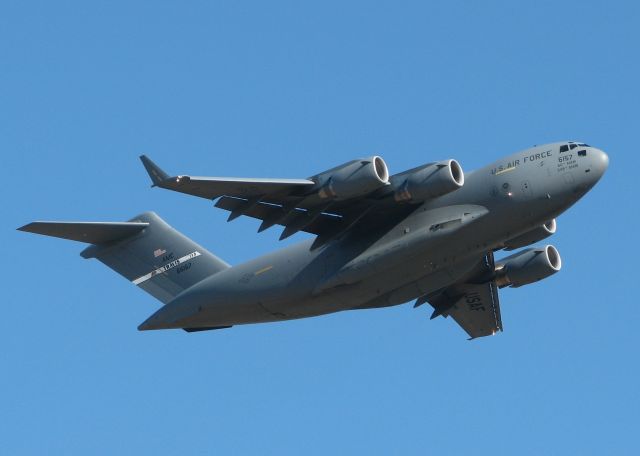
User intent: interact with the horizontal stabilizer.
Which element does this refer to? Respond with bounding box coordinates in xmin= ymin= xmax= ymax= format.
xmin=17 ymin=221 xmax=148 ymax=244
xmin=19 ymin=211 xmax=230 ymax=305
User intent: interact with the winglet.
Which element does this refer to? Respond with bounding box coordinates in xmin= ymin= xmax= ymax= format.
xmin=140 ymin=155 xmax=170 ymax=187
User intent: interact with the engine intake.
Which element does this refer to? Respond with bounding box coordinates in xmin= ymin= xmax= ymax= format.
xmin=392 ymin=159 xmax=464 ymax=202
xmin=315 ymin=156 xmax=389 ymax=201
xmin=495 ymin=245 xmax=562 ymax=288
xmin=503 ymin=219 xmax=557 ymax=250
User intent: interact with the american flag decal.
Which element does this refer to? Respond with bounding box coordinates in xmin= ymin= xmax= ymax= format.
xmin=153 ymin=248 xmax=166 ymax=258
xmin=133 ymin=251 xmax=201 ymax=285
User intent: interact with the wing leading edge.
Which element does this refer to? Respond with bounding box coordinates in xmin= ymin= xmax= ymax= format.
xmin=140 ymin=155 xmax=316 ymax=200
xmin=139 ymin=155 xmax=397 ymax=245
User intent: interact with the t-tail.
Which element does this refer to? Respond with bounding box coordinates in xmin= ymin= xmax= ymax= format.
xmin=17 ymin=212 xmax=229 ymax=304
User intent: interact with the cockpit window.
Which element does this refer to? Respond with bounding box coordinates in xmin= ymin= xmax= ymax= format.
xmin=578 ymin=150 xmax=587 ymax=157
xmin=560 ymin=145 xmax=569 ymax=152
xmin=570 ymin=144 xmax=577 ymax=150
xmin=577 ymin=143 xmax=590 ymax=147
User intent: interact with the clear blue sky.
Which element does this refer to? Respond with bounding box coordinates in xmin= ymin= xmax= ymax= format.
xmin=2 ymin=1 xmax=638 ymax=454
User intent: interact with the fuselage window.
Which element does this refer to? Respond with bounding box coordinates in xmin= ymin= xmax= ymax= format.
xmin=560 ymin=145 xmax=569 ymax=152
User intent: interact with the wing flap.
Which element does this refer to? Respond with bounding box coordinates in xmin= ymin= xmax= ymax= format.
xmin=215 ymin=196 xmax=342 ymax=236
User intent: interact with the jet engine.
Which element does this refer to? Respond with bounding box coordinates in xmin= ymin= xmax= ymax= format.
xmin=503 ymin=219 xmax=557 ymax=250
xmin=315 ymin=156 xmax=389 ymax=201
xmin=391 ymin=159 xmax=464 ymax=202
xmin=495 ymin=245 xmax=562 ymax=288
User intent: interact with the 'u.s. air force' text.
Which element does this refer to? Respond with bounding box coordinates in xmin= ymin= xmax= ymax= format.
xmin=491 ymin=150 xmax=552 ymax=175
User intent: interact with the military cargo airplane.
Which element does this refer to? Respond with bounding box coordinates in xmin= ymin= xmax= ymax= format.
xmin=18 ymin=142 xmax=608 ymax=338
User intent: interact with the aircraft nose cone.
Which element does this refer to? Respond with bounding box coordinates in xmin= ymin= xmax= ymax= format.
xmin=593 ymin=148 xmax=609 ymax=178
xmin=600 ymin=149 xmax=609 ymax=169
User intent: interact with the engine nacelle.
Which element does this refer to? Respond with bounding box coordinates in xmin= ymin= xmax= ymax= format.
xmin=495 ymin=245 xmax=562 ymax=288
xmin=315 ymin=156 xmax=389 ymax=201
xmin=503 ymin=219 xmax=557 ymax=250
xmin=391 ymin=159 xmax=464 ymax=202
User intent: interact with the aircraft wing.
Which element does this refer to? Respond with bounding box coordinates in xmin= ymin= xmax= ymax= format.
xmin=140 ymin=155 xmax=395 ymax=244
xmin=141 ymin=155 xmax=316 ymax=200
xmin=420 ymin=253 xmax=503 ymax=339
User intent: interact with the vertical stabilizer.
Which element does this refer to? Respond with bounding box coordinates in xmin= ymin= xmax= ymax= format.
xmin=19 ymin=212 xmax=229 ymax=304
